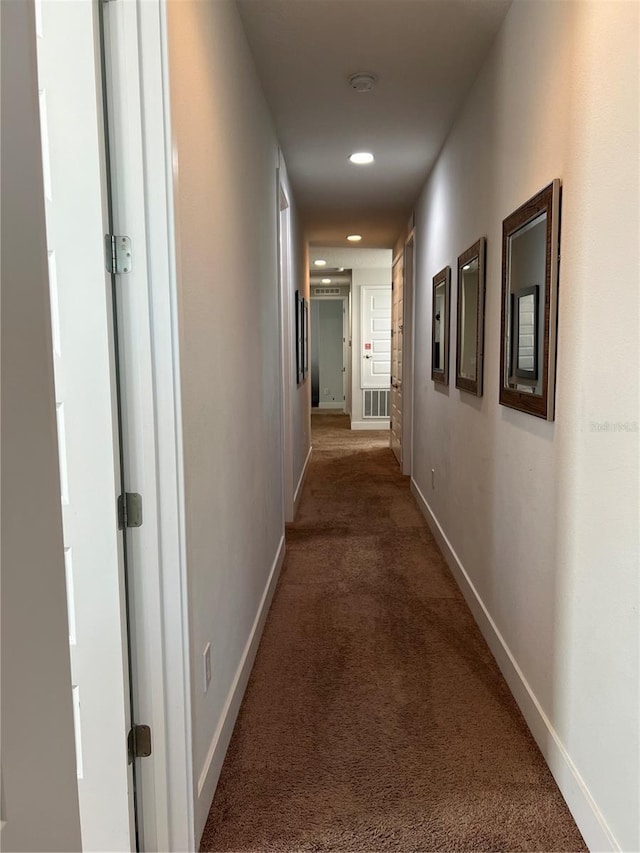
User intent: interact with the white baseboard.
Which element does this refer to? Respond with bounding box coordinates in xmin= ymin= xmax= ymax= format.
xmin=318 ymin=402 xmax=344 ymax=409
xmin=410 ymin=478 xmax=619 ymax=853
xmin=195 ymin=535 xmax=286 ymax=841
xmin=350 ymin=419 xmax=390 ymax=431
xmin=293 ymin=445 xmax=312 ymax=518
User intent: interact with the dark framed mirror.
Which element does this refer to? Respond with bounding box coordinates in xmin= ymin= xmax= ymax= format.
xmin=302 ymin=297 xmax=309 ymax=377
xmin=455 ymin=238 xmax=486 ymax=396
xmin=295 ymin=290 xmax=303 ymax=385
xmin=431 ymin=266 xmax=450 ymax=385
xmin=500 ymin=180 xmax=561 ymax=419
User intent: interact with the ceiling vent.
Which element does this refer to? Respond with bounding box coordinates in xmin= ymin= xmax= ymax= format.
xmin=314 ymin=287 xmax=341 ymax=296
xmin=348 ymin=72 xmax=377 ymax=93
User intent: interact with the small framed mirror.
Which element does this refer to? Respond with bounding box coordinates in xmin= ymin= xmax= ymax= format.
xmin=295 ymin=290 xmax=303 ymax=385
xmin=500 ymin=180 xmax=561 ymax=419
xmin=431 ymin=266 xmax=451 ymax=385
xmin=455 ymin=238 xmax=486 ymax=396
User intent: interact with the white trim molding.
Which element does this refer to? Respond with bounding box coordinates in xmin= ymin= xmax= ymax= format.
xmin=196 ymin=535 xmax=286 ymax=838
xmin=410 ymin=478 xmax=620 ymax=853
xmin=350 ymin=419 xmax=390 ymax=431
xmin=318 ymin=402 xmax=344 ymax=410
xmin=293 ymin=445 xmax=312 ymax=518
xmin=101 ymin=2 xmax=193 ymax=848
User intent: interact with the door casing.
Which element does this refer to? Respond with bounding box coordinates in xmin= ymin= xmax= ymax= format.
xmin=35 ymin=1 xmax=136 ymax=846
xmin=101 ymin=1 xmax=194 ymax=848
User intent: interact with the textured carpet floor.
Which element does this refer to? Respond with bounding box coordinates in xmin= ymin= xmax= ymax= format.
xmin=200 ymin=413 xmax=586 ymax=853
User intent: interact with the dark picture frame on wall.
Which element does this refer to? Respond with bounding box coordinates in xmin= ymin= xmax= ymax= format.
xmin=302 ymin=298 xmax=309 ymax=377
xmin=431 ymin=266 xmax=451 ymax=386
xmin=455 ymin=238 xmax=486 ymax=396
xmin=295 ymin=290 xmax=303 ymax=385
xmin=499 ymin=179 xmax=561 ymax=420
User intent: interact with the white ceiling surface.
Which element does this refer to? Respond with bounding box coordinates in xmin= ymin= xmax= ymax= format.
xmin=237 ymin=0 xmax=511 ymax=248
xmin=310 ymin=247 xmax=391 ymax=285
xmin=311 ymin=246 xmax=392 ymax=269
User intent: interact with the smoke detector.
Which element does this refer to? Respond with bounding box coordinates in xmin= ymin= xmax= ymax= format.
xmin=348 ymin=72 xmax=377 ymax=93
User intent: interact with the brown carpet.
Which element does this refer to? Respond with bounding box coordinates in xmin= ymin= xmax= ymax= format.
xmin=200 ymin=413 xmax=586 ymax=853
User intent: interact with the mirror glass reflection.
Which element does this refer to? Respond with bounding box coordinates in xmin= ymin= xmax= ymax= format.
xmin=459 ymin=259 xmax=479 ymax=380
xmin=433 ymin=282 xmax=446 ymax=372
xmin=505 ymin=212 xmax=546 ymax=396
xmin=431 ymin=266 xmax=450 ymax=385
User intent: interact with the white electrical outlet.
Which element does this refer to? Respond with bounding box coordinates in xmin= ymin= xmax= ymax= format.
xmin=203 ymin=643 xmax=211 ymax=693
xmin=431 ymin=468 xmax=436 ymax=489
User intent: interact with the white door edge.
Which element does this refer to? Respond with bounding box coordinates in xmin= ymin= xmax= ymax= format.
xmin=101 ymin=1 xmax=194 ymax=849
xmin=403 ymin=231 xmax=416 ymax=478
xmin=277 ymin=169 xmax=295 ymax=522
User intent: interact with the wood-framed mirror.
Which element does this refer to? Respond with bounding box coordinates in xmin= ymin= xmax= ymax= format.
xmin=295 ymin=289 xmax=303 ymax=385
xmin=499 ymin=180 xmax=561 ymax=419
xmin=455 ymin=237 xmax=486 ymax=396
xmin=431 ymin=266 xmax=450 ymax=385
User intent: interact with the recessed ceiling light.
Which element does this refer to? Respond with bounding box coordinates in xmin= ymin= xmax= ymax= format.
xmin=349 ymin=152 xmax=374 ymax=165
xmin=338 ymin=267 xmax=345 ymax=272
xmin=462 ymin=264 xmax=471 ymax=270
xmin=321 ymin=278 xmax=331 ymax=284
xmin=347 ymin=234 xmax=362 ymax=242
xmin=314 ymin=259 xmax=327 ymax=267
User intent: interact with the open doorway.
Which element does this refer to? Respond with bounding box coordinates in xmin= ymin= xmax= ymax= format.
xmin=311 ymin=297 xmax=348 ymax=411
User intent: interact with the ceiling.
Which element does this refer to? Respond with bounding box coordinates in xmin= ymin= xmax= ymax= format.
xmin=236 ymin=0 xmax=512 ymax=249
xmin=309 ymin=246 xmax=393 ymax=286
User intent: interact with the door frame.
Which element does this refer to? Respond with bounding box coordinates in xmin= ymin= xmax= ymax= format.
xmin=402 ymin=229 xmax=416 ymax=477
xmin=345 ymin=288 xmax=353 ymax=416
xmin=101 ymin=1 xmax=193 ymax=848
xmin=277 ymin=169 xmax=295 ymax=522
xmin=310 ymin=294 xmax=349 ymax=412
xmin=342 ymin=295 xmax=350 ymax=412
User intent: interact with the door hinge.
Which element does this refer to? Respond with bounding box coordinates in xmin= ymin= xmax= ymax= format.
xmin=105 ymin=234 xmax=132 ymax=275
xmin=127 ymin=724 xmax=152 ymax=764
xmin=118 ymin=492 xmax=143 ymax=529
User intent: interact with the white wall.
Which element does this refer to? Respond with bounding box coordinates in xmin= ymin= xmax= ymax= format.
xmin=0 ymin=1 xmax=82 ymax=848
xmin=351 ymin=267 xmax=392 ymax=428
xmin=165 ymin=0 xmax=305 ymax=839
xmin=411 ymin=2 xmax=638 ymax=850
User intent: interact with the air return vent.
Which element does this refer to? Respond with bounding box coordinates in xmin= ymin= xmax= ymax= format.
xmin=314 ymin=287 xmax=341 ymax=296
xmin=363 ymin=389 xmax=390 ymax=418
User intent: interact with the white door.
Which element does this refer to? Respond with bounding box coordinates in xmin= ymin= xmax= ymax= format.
xmin=35 ymin=1 xmax=135 ymax=849
xmin=361 ymin=286 xmax=392 ymax=388
xmin=390 ymin=255 xmax=403 ymax=464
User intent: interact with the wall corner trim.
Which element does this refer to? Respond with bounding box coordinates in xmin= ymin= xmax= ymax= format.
xmin=195 ymin=534 xmax=286 ymax=836
xmin=410 ymin=478 xmax=620 ymax=853
xmin=293 ymin=445 xmax=313 ymax=519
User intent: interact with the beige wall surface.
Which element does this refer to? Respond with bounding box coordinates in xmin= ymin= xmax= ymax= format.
xmin=166 ymin=0 xmax=306 ymax=838
xmin=0 ymin=1 xmax=82 ymax=849
xmin=411 ymin=1 xmax=638 ymax=849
